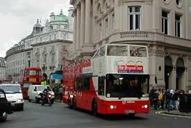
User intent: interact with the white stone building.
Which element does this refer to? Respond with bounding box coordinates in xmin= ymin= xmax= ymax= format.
xmin=5 ymin=8 xmax=74 ymax=82
xmin=70 ymin=0 xmax=191 ymax=91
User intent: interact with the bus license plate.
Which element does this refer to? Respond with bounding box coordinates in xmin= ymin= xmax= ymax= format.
xmin=125 ymin=110 xmax=134 ymax=114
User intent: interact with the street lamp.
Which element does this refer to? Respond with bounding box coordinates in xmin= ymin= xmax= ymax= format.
xmin=49 ymin=66 xmax=55 ymax=86
xmin=42 ymin=64 xmax=46 ymax=74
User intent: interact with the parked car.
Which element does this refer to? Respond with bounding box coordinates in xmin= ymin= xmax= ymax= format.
xmin=28 ymin=85 xmax=54 ymax=103
xmin=0 ymin=89 xmax=13 ymax=122
xmin=0 ymin=84 xmax=24 ymax=111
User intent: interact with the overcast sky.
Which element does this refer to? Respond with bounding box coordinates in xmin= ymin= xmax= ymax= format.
xmin=0 ymin=0 xmax=71 ymax=57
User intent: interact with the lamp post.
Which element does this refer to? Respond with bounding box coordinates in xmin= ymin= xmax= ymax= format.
xmin=49 ymin=66 xmax=55 ymax=86
xmin=42 ymin=64 xmax=48 ymax=85
xmin=42 ymin=64 xmax=46 ymax=74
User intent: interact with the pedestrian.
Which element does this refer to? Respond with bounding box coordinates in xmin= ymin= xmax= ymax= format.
xmin=169 ymin=89 xmax=175 ymax=110
xmin=164 ymin=89 xmax=170 ymax=109
xmin=153 ymin=89 xmax=159 ymax=110
xmin=58 ymin=86 xmax=63 ymax=102
xmin=158 ymin=89 xmax=165 ymax=109
xmin=174 ymin=90 xmax=180 ymax=110
xmin=149 ymin=86 xmax=155 ymax=107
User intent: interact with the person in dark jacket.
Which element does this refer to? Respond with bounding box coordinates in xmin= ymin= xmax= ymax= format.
xmin=153 ymin=89 xmax=159 ymax=110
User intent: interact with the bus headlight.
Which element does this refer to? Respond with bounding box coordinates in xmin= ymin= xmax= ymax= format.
xmin=110 ymin=105 xmax=117 ymax=109
xmin=70 ymin=95 xmax=74 ymax=98
xmin=142 ymin=105 xmax=148 ymax=108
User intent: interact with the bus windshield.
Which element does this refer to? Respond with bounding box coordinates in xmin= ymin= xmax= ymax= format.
xmin=106 ymin=74 xmax=149 ymax=98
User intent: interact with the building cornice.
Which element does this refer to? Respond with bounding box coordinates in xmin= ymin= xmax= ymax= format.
xmin=31 ymin=39 xmax=72 ymax=47
xmin=118 ymin=0 xmax=153 ymax=6
xmin=5 ymin=48 xmax=32 ymax=59
xmin=33 ymin=29 xmax=73 ymax=38
xmin=96 ymin=31 xmax=191 ymax=52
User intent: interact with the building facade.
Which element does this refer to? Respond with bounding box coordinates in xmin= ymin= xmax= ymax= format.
xmin=5 ymin=8 xmax=74 ymax=82
xmin=0 ymin=57 xmax=6 ymax=81
xmin=70 ymin=0 xmax=191 ymax=91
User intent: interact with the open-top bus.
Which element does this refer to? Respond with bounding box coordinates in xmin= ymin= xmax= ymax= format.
xmin=21 ymin=67 xmax=42 ymax=99
xmin=63 ymin=44 xmax=150 ymax=116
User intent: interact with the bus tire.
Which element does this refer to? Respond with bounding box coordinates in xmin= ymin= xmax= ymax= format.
xmin=28 ymin=98 xmax=31 ymax=102
xmin=92 ymin=100 xmax=98 ymax=116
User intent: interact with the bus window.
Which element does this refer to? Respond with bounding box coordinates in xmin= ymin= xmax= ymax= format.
xmin=98 ymin=77 xmax=105 ymax=96
xmin=24 ymin=70 xmax=29 ymax=75
xmin=83 ymin=77 xmax=90 ymax=90
xmin=75 ymin=78 xmax=82 ymax=90
xmin=92 ymin=50 xmax=99 ymax=59
xmin=107 ymin=45 xmax=128 ymax=56
xmin=99 ymin=46 xmax=105 ymax=56
xmin=130 ymin=46 xmax=147 ymax=57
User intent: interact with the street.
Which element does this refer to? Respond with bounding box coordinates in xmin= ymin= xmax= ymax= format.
xmin=0 ymin=101 xmax=191 ymax=128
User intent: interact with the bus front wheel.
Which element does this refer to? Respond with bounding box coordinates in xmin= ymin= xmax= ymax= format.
xmin=92 ymin=100 xmax=98 ymax=116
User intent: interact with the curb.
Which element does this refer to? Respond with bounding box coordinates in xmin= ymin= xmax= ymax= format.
xmin=156 ymin=111 xmax=191 ymax=119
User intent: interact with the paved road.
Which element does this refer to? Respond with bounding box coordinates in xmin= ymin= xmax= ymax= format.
xmin=0 ymin=101 xmax=191 ymax=128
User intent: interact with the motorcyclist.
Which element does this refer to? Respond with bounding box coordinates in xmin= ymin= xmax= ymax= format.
xmin=42 ymin=87 xmax=51 ymax=100
xmin=41 ymin=86 xmax=54 ymax=106
xmin=43 ymin=86 xmax=51 ymax=93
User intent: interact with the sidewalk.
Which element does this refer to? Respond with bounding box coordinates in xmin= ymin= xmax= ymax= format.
xmin=156 ymin=110 xmax=191 ymax=117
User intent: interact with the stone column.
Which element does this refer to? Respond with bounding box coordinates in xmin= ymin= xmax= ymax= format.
xmin=153 ymin=0 xmax=160 ymax=32
xmin=169 ymin=66 xmax=176 ymax=90
xmin=80 ymin=0 xmax=85 ymax=48
xmin=85 ymin=0 xmax=91 ymax=44
xmin=73 ymin=11 xmax=77 ymax=53
xmin=76 ymin=6 xmax=80 ymax=50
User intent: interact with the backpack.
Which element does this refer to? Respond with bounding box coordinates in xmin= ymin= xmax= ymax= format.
xmin=158 ymin=93 xmax=163 ymax=100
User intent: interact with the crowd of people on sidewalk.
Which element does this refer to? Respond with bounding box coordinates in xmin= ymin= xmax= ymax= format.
xmin=149 ymin=86 xmax=191 ymax=111
xmin=51 ymin=84 xmax=64 ymax=102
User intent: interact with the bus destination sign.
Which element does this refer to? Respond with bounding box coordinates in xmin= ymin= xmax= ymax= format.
xmin=118 ymin=65 xmax=143 ymax=73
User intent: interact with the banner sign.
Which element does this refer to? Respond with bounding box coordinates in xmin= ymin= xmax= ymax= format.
xmin=51 ymin=74 xmax=63 ymax=80
xmin=118 ymin=65 xmax=143 ymax=73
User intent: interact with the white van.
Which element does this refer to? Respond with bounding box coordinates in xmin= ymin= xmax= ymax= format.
xmin=0 ymin=84 xmax=24 ymax=111
xmin=28 ymin=85 xmax=54 ymax=103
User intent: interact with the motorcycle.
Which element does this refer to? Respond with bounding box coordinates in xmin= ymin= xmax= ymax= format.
xmin=40 ymin=91 xmax=55 ymax=106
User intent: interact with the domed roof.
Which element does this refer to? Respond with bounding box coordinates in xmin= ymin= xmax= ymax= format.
xmin=33 ymin=19 xmax=43 ymax=28
xmin=50 ymin=9 xmax=69 ymax=23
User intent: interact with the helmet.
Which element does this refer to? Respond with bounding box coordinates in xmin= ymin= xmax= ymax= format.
xmin=170 ymin=89 xmax=174 ymax=94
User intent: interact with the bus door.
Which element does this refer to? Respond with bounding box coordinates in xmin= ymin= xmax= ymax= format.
xmin=75 ymin=78 xmax=83 ymax=108
xmin=81 ymin=76 xmax=91 ymax=110
xmin=98 ymin=76 xmax=106 ymax=96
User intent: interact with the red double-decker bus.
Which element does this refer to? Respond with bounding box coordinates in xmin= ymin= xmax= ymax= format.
xmin=63 ymin=44 xmax=150 ymax=117
xmin=21 ymin=67 xmax=42 ymax=99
